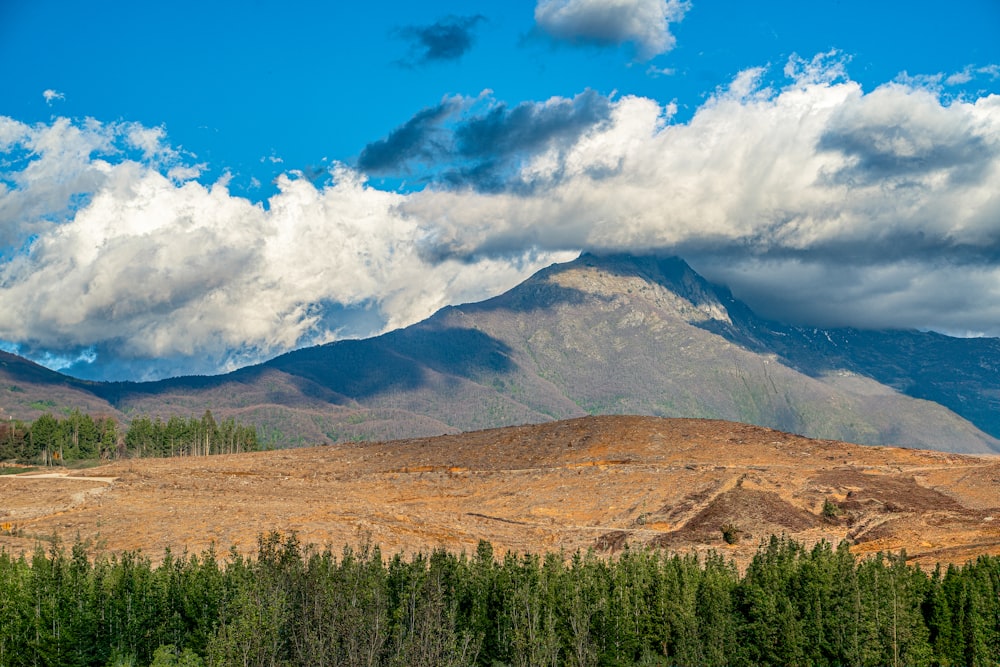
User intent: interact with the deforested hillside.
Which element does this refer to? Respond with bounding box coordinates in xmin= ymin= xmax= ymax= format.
xmin=2 ymin=415 xmax=998 ymax=566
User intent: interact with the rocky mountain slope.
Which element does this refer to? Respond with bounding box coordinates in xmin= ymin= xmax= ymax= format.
xmin=2 ymin=416 xmax=998 ymax=567
xmin=2 ymin=254 xmax=999 ymax=453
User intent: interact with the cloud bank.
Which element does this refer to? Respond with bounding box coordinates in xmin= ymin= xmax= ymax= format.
xmin=0 ymin=118 xmax=572 ymax=379
xmin=3 ymin=54 xmax=1000 ymax=379
xmin=534 ymin=0 xmax=689 ymax=59
xmin=402 ymin=54 xmax=1000 ymax=332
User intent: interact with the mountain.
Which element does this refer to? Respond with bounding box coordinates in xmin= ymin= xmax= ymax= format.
xmin=2 ymin=253 xmax=999 ymax=453
xmin=0 ymin=351 xmax=124 ymax=422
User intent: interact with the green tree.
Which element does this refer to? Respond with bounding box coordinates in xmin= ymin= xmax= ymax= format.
xmin=150 ymin=643 xmax=204 ymax=666
xmin=738 ymin=536 xmax=806 ymax=666
xmin=125 ymin=417 xmax=156 ymax=458
xmin=30 ymin=412 xmax=60 ymax=464
xmin=97 ymin=416 xmax=121 ymax=459
xmin=696 ymin=551 xmax=739 ymax=666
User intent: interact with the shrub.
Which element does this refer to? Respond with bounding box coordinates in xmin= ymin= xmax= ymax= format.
xmin=822 ymin=499 xmax=841 ymax=519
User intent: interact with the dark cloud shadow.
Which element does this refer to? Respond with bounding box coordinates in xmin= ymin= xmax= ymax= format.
xmin=394 ymin=15 xmax=486 ymax=66
xmin=818 ymin=123 xmax=996 ymax=187
xmin=455 ymin=89 xmax=611 ymax=159
xmin=357 ymin=101 xmax=458 ymax=173
xmin=357 ymin=89 xmax=613 ymax=191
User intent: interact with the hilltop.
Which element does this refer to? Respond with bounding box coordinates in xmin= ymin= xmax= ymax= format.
xmin=3 ymin=416 xmax=998 ymax=567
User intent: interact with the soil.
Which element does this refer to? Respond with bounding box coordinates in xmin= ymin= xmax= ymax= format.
xmin=2 ymin=415 xmax=998 ymax=568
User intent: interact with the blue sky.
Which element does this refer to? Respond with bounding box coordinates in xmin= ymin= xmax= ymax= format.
xmin=1 ymin=0 xmax=999 ymax=380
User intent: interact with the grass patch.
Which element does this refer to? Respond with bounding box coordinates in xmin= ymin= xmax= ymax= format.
xmin=0 ymin=466 xmax=37 ymax=475
xmin=63 ymin=459 xmax=105 ymax=470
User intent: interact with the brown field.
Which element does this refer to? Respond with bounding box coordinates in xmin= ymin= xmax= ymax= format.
xmin=2 ymin=416 xmax=999 ymax=568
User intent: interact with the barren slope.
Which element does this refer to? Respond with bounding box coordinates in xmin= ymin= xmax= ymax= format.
xmin=0 ymin=351 xmax=123 ymax=422
xmin=2 ymin=416 xmax=998 ymax=568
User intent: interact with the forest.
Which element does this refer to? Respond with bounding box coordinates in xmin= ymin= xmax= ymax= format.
xmin=0 ymin=411 xmax=260 ymax=464
xmin=0 ymin=533 xmax=997 ymax=667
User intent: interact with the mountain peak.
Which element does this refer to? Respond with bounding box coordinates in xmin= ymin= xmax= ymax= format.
xmin=533 ymin=252 xmax=735 ymax=325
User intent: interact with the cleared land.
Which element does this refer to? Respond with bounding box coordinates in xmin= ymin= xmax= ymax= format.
xmin=2 ymin=415 xmax=999 ymax=567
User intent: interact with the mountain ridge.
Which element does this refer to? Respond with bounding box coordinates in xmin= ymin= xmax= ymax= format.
xmin=2 ymin=253 xmax=999 ymax=453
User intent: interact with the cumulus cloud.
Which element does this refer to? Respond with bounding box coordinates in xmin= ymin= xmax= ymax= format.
xmin=357 ymin=89 xmax=614 ymax=190
xmin=42 ymin=89 xmax=65 ymax=105
xmin=401 ymin=54 xmax=1000 ymax=335
xmin=356 ymin=99 xmax=461 ymax=174
xmin=0 ymin=116 xmax=141 ymax=247
xmin=4 ymin=53 xmax=1000 ymax=380
xmin=0 ymin=117 xmax=570 ymax=379
xmin=395 ymin=15 xmax=486 ymax=65
xmin=534 ymin=0 xmax=688 ymax=60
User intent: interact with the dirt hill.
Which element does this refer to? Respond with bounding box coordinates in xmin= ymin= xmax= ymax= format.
xmin=2 ymin=416 xmax=998 ymax=568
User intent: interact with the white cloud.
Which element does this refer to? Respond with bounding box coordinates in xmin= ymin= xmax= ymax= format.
xmin=783 ymin=50 xmax=850 ymax=85
xmin=0 ymin=121 xmax=569 ymax=378
xmin=42 ymin=89 xmax=65 ymax=105
xmin=3 ymin=55 xmax=1000 ymax=379
xmin=535 ymin=0 xmax=688 ymax=60
xmin=125 ymin=123 xmax=175 ymax=161
xmin=402 ymin=58 xmax=1000 ymax=336
xmin=645 ymin=65 xmax=676 ymax=78
xmin=945 ymin=70 xmax=973 ymax=86
xmin=0 ymin=117 xmax=120 ymax=247
xmin=167 ymin=164 xmax=204 ymax=182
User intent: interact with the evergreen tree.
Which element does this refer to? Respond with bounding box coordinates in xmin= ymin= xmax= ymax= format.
xmin=30 ymin=413 xmax=60 ymax=464
xmin=695 ymin=551 xmax=739 ymax=667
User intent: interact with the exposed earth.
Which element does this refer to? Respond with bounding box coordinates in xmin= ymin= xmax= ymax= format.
xmin=2 ymin=415 xmax=999 ymax=568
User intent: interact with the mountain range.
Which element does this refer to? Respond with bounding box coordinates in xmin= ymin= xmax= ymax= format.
xmin=2 ymin=253 xmax=999 ymax=453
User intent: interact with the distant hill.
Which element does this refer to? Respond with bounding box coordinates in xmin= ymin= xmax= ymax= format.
xmin=2 ymin=253 xmax=999 ymax=453
xmin=0 ymin=351 xmax=124 ymax=422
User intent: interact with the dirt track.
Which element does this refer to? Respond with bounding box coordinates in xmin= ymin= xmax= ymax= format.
xmin=2 ymin=416 xmax=999 ymax=567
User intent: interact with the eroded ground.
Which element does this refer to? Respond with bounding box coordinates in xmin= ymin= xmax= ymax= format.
xmin=2 ymin=416 xmax=998 ymax=567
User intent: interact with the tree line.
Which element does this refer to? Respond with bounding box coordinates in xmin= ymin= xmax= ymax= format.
xmin=0 ymin=534 xmax=997 ymax=666
xmin=0 ymin=410 xmax=260 ymax=464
